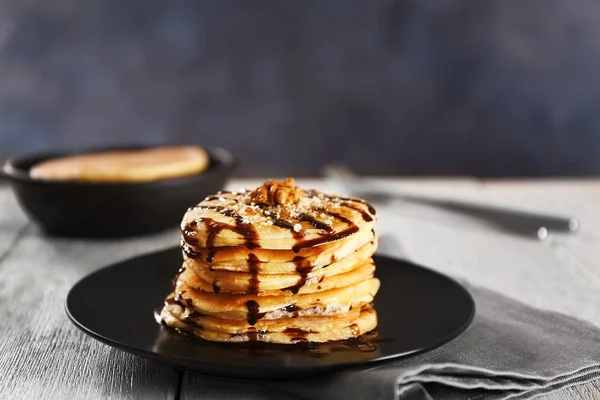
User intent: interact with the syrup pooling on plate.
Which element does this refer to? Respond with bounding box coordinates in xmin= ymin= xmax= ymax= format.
xmin=159 ymin=178 xmax=380 ymax=343
xmin=157 ymin=319 xmax=385 ymax=357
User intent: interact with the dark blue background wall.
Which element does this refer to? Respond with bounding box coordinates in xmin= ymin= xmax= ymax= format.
xmin=1 ymin=0 xmax=599 ymax=177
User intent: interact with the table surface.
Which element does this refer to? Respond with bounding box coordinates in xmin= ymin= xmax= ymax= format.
xmin=0 ymin=178 xmax=598 ymax=399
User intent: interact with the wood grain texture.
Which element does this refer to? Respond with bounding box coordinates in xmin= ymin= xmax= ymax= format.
xmin=0 ymin=190 xmax=182 ymax=399
xmin=372 ymin=181 xmax=600 ymax=326
xmin=0 ymin=189 xmax=29 ymax=257
xmin=0 ymin=179 xmax=599 ymax=399
xmin=180 ymin=373 xmax=297 ymax=400
xmin=181 ymin=179 xmax=600 ymax=398
xmin=547 ymin=380 xmax=600 ymax=400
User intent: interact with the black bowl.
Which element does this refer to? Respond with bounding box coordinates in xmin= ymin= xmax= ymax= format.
xmin=2 ymin=146 xmax=236 ymax=238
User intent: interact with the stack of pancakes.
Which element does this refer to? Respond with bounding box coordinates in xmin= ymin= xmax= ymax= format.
xmin=159 ymin=178 xmax=380 ymax=343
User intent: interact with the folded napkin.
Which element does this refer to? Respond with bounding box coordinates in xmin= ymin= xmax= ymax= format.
xmin=275 ymin=236 xmax=600 ymax=400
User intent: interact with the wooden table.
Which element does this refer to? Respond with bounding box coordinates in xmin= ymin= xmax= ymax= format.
xmin=0 ymin=178 xmax=598 ymax=399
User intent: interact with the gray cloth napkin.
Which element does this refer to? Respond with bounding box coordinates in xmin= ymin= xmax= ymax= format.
xmin=273 ymin=236 xmax=600 ymax=400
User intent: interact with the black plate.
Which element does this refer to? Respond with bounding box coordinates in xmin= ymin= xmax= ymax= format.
xmin=65 ymin=249 xmax=475 ymax=379
xmin=2 ymin=145 xmax=235 ymax=238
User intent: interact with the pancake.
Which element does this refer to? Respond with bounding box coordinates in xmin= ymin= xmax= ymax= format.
xmin=160 ymin=303 xmax=377 ymax=343
xmin=181 ymin=179 xmax=376 ymax=250
xmin=173 ymin=277 xmax=380 ymax=321
xmin=158 ymin=178 xmax=380 ymax=343
xmin=181 ymin=259 xmax=376 ymax=295
xmin=30 ymin=146 xmax=210 ymax=182
xmin=181 ymin=227 xmax=376 ymax=272
xmin=182 ymin=242 xmax=377 ymax=294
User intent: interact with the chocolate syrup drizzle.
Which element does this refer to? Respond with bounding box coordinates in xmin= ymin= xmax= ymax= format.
xmin=283 ymin=327 xmax=314 ymax=342
xmin=225 ymin=329 xmax=384 ymax=354
xmin=327 ymin=194 xmax=376 ymax=216
xmin=245 ymin=300 xmax=265 ymax=326
xmin=183 ymin=193 xmax=374 ymax=257
xmin=206 ymin=251 xmax=215 ymax=263
xmin=298 ymin=213 xmax=333 ymax=231
xmin=247 ymin=254 xmax=261 ymax=293
xmin=247 ymin=327 xmax=259 ymax=342
xmin=172 ymin=266 xmax=186 ymax=287
xmin=291 ymin=225 xmax=359 ymax=253
xmin=180 ymin=240 xmax=202 ymax=259
xmin=184 ymin=205 xmax=260 ymax=249
xmin=280 ymin=304 xmax=302 ymax=315
xmin=177 ymin=191 xmax=376 ymax=340
xmin=165 ymin=297 xmax=185 ymax=309
xmin=340 ymin=202 xmax=374 ymax=222
xmin=271 ymin=218 xmax=297 ymax=232
xmin=185 ymin=310 xmax=206 ymax=320
xmin=286 ymin=256 xmax=314 ymax=294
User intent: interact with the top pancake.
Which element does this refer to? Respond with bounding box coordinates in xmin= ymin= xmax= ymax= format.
xmin=30 ymin=146 xmax=210 ymax=182
xmin=181 ymin=178 xmax=376 ymax=250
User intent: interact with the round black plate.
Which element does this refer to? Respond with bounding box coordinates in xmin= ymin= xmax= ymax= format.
xmin=65 ymin=249 xmax=475 ymax=379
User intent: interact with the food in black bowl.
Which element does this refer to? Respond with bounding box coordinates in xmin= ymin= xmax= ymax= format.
xmin=2 ymin=145 xmax=236 ymax=238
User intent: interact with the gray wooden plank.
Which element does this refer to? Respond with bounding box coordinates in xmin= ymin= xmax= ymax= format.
xmin=180 ymin=373 xmax=298 ymax=400
xmin=375 ymin=200 xmax=600 ymax=326
xmin=546 ymin=379 xmax=600 ymax=400
xmin=2 ymin=179 xmax=598 ymax=399
xmin=182 ymin=180 xmax=600 ymax=398
xmin=0 ymin=189 xmax=29 ymax=256
xmin=0 ymin=188 xmax=182 ymax=399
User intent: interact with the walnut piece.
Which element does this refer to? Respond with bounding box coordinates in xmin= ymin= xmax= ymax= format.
xmin=249 ymin=178 xmax=304 ymax=206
